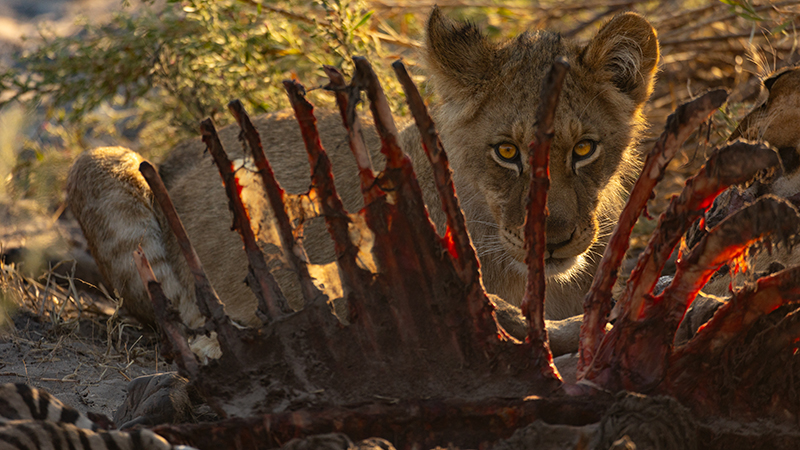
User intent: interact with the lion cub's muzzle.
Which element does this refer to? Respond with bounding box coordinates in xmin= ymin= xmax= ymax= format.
xmin=500 ymin=215 xmax=598 ymax=277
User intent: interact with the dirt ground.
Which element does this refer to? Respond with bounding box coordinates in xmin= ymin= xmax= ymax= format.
xmin=0 ymin=306 xmax=165 ymax=419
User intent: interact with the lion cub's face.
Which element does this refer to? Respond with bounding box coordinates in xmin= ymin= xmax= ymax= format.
xmin=424 ymin=9 xmax=659 ymax=284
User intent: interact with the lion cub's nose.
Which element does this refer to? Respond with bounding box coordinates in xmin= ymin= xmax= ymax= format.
xmin=546 ymin=228 xmax=576 ymax=255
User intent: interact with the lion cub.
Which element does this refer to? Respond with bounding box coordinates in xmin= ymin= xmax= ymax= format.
xmin=67 ymin=9 xmax=659 ymax=348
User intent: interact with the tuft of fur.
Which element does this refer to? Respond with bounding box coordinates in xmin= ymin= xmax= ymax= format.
xmin=67 ymin=9 xmax=659 ymax=357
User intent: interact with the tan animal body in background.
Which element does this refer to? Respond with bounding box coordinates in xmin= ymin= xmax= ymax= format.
xmin=696 ymin=66 xmax=800 ymax=300
xmin=67 ymin=8 xmax=659 ymax=357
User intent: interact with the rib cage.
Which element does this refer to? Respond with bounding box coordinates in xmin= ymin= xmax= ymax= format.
xmin=119 ymin=58 xmax=800 ymax=449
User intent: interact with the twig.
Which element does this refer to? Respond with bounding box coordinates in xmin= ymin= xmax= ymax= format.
xmin=661 ymin=32 xmax=776 ymax=47
xmin=563 ymin=4 xmax=630 ymax=38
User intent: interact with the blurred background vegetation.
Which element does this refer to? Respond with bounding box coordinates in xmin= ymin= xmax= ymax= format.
xmin=0 ymin=0 xmax=798 ymax=257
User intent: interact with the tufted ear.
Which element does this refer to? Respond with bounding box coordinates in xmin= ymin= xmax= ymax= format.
xmin=424 ymin=6 xmax=497 ymax=105
xmin=582 ymin=12 xmax=660 ymax=105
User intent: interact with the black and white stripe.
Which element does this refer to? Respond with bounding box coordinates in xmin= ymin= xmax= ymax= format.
xmin=0 ymin=384 xmax=196 ymax=450
xmin=0 ymin=384 xmax=98 ymax=432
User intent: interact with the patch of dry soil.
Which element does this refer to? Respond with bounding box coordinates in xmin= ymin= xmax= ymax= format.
xmin=0 ymin=307 xmax=167 ymax=420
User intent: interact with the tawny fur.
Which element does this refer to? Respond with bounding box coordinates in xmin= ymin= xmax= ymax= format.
xmin=67 ymin=9 xmax=659 ymax=357
xmin=701 ymin=66 xmax=800 ymax=297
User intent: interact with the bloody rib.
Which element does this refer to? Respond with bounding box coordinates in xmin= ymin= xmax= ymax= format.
xmin=134 ymin=61 xmax=567 ymax=424
xmin=578 ymin=88 xmax=728 ymax=377
xmin=521 ymin=57 xmax=570 ymax=347
xmin=667 ymin=262 xmax=800 ymax=417
xmin=323 ymin=65 xmax=379 ymax=203
xmin=131 ymin=57 xmax=800 ymax=449
xmin=612 ymin=141 xmax=779 ymax=326
xmin=227 ymin=99 xmax=323 ymax=308
xmin=138 ymin=161 xmax=229 ymax=324
xmin=132 ymin=247 xmax=200 ymax=381
xmin=585 ymin=196 xmax=800 ymax=391
xmin=200 ymin=119 xmax=291 ymax=321
xmin=282 ymin=79 xmax=382 ymax=348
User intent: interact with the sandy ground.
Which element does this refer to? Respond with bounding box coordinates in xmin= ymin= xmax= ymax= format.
xmin=0 ymin=308 xmax=165 ymax=419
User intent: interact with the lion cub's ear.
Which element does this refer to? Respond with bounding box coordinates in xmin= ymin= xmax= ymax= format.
xmin=582 ymin=12 xmax=660 ymax=105
xmin=424 ymin=6 xmax=496 ymax=107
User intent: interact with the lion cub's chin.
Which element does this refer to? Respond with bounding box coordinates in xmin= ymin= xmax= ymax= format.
xmin=508 ymin=254 xmax=588 ymax=282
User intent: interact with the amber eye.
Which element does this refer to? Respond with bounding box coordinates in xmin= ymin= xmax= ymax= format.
xmin=572 ymin=139 xmax=596 ymax=161
xmin=495 ymin=143 xmax=519 ymax=161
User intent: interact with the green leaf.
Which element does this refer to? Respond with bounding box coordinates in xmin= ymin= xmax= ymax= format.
xmin=353 ymin=10 xmax=374 ymax=31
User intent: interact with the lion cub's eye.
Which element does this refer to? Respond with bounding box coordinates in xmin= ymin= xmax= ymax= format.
xmin=495 ymin=143 xmax=519 ymax=162
xmin=572 ymin=140 xmax=598 ymax=169
xmin=573 ymin=140 xmax=595 ymax=158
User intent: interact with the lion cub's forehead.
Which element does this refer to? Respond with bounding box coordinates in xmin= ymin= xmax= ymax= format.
xmin=494 ymin=31 xmax=577 ymax=90
xmin=480 ymin=32 xmax=606 ymax=127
